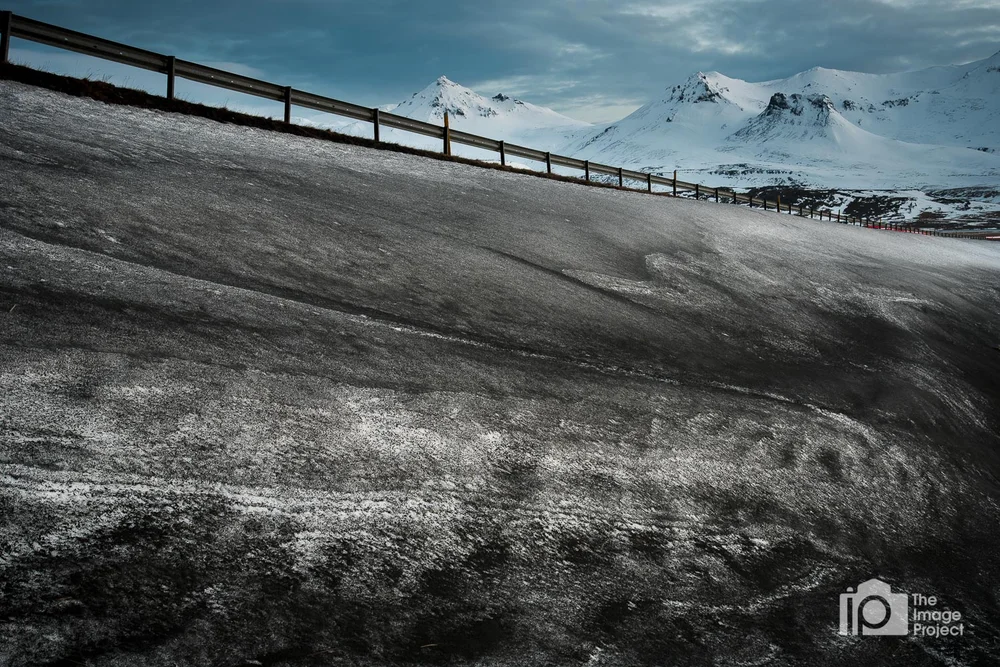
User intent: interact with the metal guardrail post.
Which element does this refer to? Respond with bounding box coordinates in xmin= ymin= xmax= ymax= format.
xmin=499 ymin=140 xmax=505 ymax=166
xmin=283 ymin=86 xmax=292 ymax=124
xmin=646 ymin=173 xmax=652 ymax=193
xmin=1 ymin=11 xmax=11 ymax=65
xmin=0 ymin=11 xmax=14 ymax=65
xmin=618 ymin=167 xmax=623 ymax=188
xmin=372 ymin=108 xmax=380 ymax=143
xmin=672 ymin=170 xmax=677 ymax=197
xmin=584 ymin=160 xmax=589 ymax=181
xmin=714 ymin=188 xmax=719 ymax=203
xmin=443 ymin=111 xmax=451 ymax=156
xmin=546 ymin=151 xmax=551 ymax=174
xmin=695 ymin=183 xmax=700 ymax=200
xmin=777 ymin=194 xmax=781 ymax=212
xmin=166 ymin=56 xmax=176 ymax=99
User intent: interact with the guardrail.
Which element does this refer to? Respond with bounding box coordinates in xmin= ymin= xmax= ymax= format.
xmin=0 ymin=11 xmax=963 ymax=238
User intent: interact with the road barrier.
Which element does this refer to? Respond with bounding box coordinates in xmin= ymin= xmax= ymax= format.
xmin=0 ymin=11 xmax=977 ymax=239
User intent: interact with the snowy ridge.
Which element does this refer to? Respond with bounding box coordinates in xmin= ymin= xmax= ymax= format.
xmin=560 ymin=52 xmax=1000 ymax=202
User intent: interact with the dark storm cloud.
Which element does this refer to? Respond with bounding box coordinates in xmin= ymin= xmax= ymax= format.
xmin=5 ymin=0 xmax=1000 ymax=121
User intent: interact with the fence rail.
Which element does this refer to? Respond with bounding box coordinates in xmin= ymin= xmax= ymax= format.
xmin=0 ymin=11 xmax=970 ymax=239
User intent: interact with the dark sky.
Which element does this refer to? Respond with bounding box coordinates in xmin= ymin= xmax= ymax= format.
xmin=5 ymin=0 xmax=1000 ymax=121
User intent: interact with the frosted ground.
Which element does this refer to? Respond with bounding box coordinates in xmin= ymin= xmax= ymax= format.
xmin=2 ymin=80 xmax=1000 ymax=665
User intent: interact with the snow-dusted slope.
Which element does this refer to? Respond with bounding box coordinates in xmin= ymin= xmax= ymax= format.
xmin=5 ymin=79 xmax=1000 ymax=666
xmin=749 ymin=52 xmax=1000 ymax=150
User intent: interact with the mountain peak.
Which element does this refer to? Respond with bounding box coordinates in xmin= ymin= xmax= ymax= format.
xmin=385 ymin=76 xmax=589 ymax=135
xmin=415 ymin=75 xmax=461 ymax=97
xmin=667 ymin=71 xmax=728 ymax=105
xmin=762 ymin=92 xmax=833 ymax=117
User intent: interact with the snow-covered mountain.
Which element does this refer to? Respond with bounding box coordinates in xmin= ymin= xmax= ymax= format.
xmin=560 ymin=52 xmax=1000 ymax=194
xmin=389 ymin=75 xmax=588 ymax=134
xmin=328 ymin=58 xmax=1000 ymax=223
xmin=341 ymin=76 xmax=589 ymax=155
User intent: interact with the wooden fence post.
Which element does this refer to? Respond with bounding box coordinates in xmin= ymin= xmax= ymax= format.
xmin=443 ymin=111 xmax=451 ymax=156
xmin=618 ymin=167 xmax=623 ymax=188
xmin=283 ymin=86 xmax=292 ymax=124
xmin=546 ymin=152 xmax=551 ymax=174
xmin=499 ymin=141 xmax=505 ymax=166
xmin=372 ymin=108 xmax=380 ymax=143
xmin=166 ymin=56 xmax=176 ymax=100
xmin=0 ymin=11 xmax=11 ymax=66
xmin=584 ymin=160 xmax=590 ymax=181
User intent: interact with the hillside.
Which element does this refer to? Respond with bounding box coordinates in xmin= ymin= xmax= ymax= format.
xmin=2 ymin=79 xmax=1000 ymax=666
